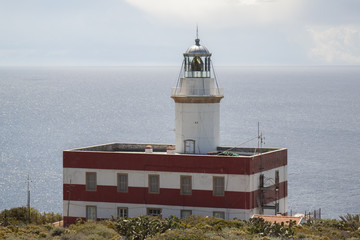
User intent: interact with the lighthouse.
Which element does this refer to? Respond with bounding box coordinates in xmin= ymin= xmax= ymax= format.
xmin=171 ymin=37 xmax=224 ymax=154
xmin=63 ymin=35 xmax=288 ymax=224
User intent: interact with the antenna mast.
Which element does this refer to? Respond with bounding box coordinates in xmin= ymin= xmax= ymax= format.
xmin=257 ymin=122 xmax=265 ymax=157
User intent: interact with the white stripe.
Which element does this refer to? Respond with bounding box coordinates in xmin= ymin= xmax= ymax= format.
xmin=63 ymin=200 xmax=269 ymax=221
xmin=63 ymin=166 xmax=287 ymax=192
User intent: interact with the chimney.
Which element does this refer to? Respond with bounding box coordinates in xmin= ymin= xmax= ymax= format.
xmin=166 ymin=146 xmax=175 ymax=154
xmin=145 ymin=145 xmax=153 ymax=154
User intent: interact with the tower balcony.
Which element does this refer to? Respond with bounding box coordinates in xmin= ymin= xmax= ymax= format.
xmin=171 ymin=87 xmax=224 ymax=97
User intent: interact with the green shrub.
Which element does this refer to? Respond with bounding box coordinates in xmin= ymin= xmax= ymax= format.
xmin=180 ymin=215 xmax=245 ymax=231
xmin=0 ymin=207 xmax=62 ymax=226
xmin=112 ymin=215 xmax=182 ymax=240
xmin=67 ymin=220 xmax=121 ymax=240
xmin=339 ymin=214 xmax=360 ymax=231
xmin=51 ymin=226 xmax=65 ymax=236
xmin=247 ymin=217 xmax=295 ymax=238
xmin=148 ymin=228 xmax=208 ymax=240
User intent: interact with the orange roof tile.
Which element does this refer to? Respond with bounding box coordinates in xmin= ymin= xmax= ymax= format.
xmin=252 ymin=214 xmax=303 ymax=225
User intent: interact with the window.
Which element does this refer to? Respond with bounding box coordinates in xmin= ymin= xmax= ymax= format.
xmin=117 ymin=207 xmax=128 ymax=218
xmin=148 ymin=174 xmax=160 ymax=194
xmin=181 ymin=210 xmax=192 ymax=218
xmin=213 ymin=176 xmax=224 ymax=196
xmin=213 ymin=211 xmax=225 ymax=219
xmin=147 ymin=208 xmax=162 ymax=217
xmin=86 ymin=172 xmax=96 ymax=191
xmin=180 ymin=176 xmax=192 ymax=195
xmin=117 ymin=173 xmax=128 ymax=192
xmin=86 ymin=206 xmax=97 ymax=220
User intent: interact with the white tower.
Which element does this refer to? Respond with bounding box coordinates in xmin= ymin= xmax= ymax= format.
xmin=171 ymin=37 xmax=224 ymax=154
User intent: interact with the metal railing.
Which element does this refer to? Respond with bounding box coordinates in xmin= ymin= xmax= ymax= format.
xmin=184 ymin=71 xmax=211 ymax=78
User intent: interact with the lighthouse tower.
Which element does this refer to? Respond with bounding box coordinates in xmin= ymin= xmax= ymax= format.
xmin=171 ymin=37 xmax=224 ymax=154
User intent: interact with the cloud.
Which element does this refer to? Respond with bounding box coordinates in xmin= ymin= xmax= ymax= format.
xmin=307 ymin=26 xmax=360 ymax=64
xmin=2 ymin=0 xmax=360 ymax=65
xmin=124 ymin=0 xmax=302 ymax=27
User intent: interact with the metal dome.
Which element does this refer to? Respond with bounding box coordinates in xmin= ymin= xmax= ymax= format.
xmin=184 ymin=39 xmax=211 ymax=57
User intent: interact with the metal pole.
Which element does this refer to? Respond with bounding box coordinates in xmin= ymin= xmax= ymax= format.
xmin=27 ymin=175 xmax=31 ymax=224
xmin=66 ymin=179 xmax=71 ymax=227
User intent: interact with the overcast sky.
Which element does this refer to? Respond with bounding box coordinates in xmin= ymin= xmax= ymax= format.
xmin=1 ymin=0 xmax=360 ymax=66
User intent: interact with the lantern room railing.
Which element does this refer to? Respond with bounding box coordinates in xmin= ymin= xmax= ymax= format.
xmin=184 ymin=71 xmax=211 ymax=78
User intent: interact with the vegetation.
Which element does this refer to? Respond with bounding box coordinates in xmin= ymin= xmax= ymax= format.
xmin=0 ymin=207 xmax=62 ymax=226
xmin=1 ymin=207 xmax=360 ymax=239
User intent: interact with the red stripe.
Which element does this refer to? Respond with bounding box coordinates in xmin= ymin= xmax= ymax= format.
xmin=63 ymin=217 xmax=106 ymax=227
xmin=250 ymin=150 xmax=288 ymax=174
xmin=63 ymin=217 xmax=82 ymax=227
xmin=64 ymin=217 xmax=108 ymax=227
xmin=63 ymin=149 xmax=286 ymax=174
xmin=63 ymin=181 xmax=287 ymax=210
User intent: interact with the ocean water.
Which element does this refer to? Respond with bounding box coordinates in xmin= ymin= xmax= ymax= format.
xmin=0 ymin=66 xmax=359 ymax=219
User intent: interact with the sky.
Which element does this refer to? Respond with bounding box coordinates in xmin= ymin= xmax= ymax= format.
xmin=1 ymin=0 xmax=360 ymax=66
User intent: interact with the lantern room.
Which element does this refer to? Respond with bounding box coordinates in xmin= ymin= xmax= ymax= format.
xmin=184 ymin=38 xmax=212 ymax=78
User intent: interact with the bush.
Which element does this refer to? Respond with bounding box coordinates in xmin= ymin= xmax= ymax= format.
xmin=0 ymin=207 xmax=28 ymax=226
xmin=51 ymin=226 xmax=65 ymax=236
xmin=68 ymin=220 xmax=121 ymax=240
xmin=112 ymin=215 xmax=182 ymax=240
xmin=179 ymin=215 xmax=245 ymax=231
xmin=247 ymin=217 xmax=295 ymax=238
xmin=148 ymin=228 xmax=207 ymax=240
xmin=0 ymin=207 xmax=62 ymax=226
xmin=339 ymin=214 xmax=360 ymax=231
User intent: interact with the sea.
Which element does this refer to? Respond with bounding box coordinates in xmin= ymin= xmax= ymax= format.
xmin=0 ymin=66 xmax=359 ymax=219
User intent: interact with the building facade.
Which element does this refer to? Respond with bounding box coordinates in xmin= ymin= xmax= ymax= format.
xmin=63 ymin=37 xmax=288 ymax=225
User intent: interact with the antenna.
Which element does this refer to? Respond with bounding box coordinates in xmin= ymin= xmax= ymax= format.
xmin=257 ymin=122 xmax=267 ymax=215
xmin=257 ymin=122 xmax=265 ymax=171
xmin=257 ymin=122 xmax=265 ymax=153
xmin=196 ymin=25 xmax=199 ymax=39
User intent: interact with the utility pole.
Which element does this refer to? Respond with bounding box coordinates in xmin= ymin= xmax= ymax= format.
xmin=66 ymin=179 xmax=71 ymax=227
xmin=26 ymin=174 xmax=31 ymax=223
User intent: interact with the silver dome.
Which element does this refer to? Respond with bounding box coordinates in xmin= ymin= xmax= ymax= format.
xmin=184 ymin=39 xmax=211 ymax=57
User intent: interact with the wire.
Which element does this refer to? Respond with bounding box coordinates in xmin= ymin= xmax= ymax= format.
xmin=219 ymin=136 xmax=258 ymax=154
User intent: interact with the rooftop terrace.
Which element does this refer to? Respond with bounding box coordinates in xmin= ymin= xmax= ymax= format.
xmin=67 ymin=143 xmax=282 ymax=157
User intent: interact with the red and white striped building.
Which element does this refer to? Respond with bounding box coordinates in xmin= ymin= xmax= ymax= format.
xmin=63 ymin=37 xmax=288 ymax=225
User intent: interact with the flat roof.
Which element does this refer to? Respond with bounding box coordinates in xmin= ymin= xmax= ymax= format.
xmin=66 ymin=143 xmax=284 ymax=157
